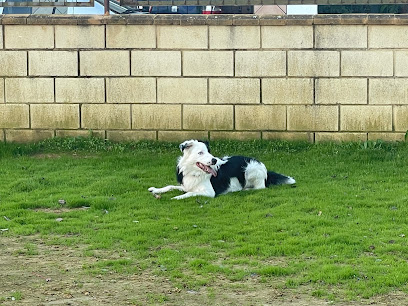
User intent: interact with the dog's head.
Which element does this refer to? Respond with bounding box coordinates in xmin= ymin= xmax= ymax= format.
xmin=179 ymin=140 xmax=218 ymax=177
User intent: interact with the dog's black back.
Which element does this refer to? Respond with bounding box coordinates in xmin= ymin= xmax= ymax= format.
xmin=210 ymin=156 xmax=251 ymax=196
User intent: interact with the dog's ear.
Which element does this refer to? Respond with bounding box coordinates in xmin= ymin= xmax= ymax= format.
xmin=179 ymin=140 xmax=194 ymax=152
xmin=199 ymin=140 xmax=211 ymax=153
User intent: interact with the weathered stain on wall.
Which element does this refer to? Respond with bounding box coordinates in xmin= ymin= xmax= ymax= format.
xmin=0 ymin=14 xmax=407 ymax=143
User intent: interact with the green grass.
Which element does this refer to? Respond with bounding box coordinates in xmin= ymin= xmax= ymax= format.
xmin=1 ymin=137 xmax=408 ymax=302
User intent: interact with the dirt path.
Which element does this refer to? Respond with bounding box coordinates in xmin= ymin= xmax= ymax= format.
xmin=0 ymin=236 xmax=405 ymax=305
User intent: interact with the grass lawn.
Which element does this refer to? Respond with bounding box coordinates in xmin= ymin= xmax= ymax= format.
xmin=1 ymin=137 xmax=408 ymax=304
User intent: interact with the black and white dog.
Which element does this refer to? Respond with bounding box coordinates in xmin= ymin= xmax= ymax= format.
xmin=148 ymin=140 xmax=296 ymax=200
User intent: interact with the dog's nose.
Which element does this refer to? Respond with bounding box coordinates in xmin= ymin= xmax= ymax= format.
xmin=211 ymin=158 xmax=217 ymax=165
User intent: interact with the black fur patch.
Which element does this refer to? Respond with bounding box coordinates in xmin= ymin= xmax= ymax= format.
xmin=210 ymin=156 xmax=253 ymax=196
xmin=198 ymin=140 xmax=211 ymax=153
xmin=179 ymin=143 xmax=189 ymax=152
xmin=176 ymin=166 xmax=183 ymax=184
xmin=266 ymin=171 xmax=290 ymax=186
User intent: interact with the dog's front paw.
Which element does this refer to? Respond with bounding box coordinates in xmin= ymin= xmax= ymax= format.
xmin=148 ymin=187 xmax=158 ymax=193
xmin=171 ymin=195 xmax=184 ymax=200
xmin=149 ymin=187 xmax=162 ymax=199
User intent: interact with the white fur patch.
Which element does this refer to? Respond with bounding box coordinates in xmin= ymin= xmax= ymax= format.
xmin=225 ymin=177 xmax=243 ymax=194
xmin=174 ymin=140 xmax=217 ymax=198
xmin=244 ymin=160 xmax=267 ymax=189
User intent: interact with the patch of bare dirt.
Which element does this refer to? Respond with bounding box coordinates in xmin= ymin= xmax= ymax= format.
xmin=31 ymin=154 xmax=63 ymax=159
xmin=0 ymin=235 xmax=407 ymax=305
xmin=33 ymin=207 xmax=90 ymax=214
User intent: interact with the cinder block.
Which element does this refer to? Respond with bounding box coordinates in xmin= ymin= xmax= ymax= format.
xmin=157 ymin=26 xmax=208 ymax=49
xmin=369 ymin=79 xmax=408 ymax=105
xmin=209 ymin=26 xmax=260 ymax=49
xmin=340 ymin=106 xmax=392 ymax=131
xmin=0 ymin=130 xmax=3 ymax=142
xmin=262 ymin=26 xmax=313 ymax=49
xmin=369 ymin=26 xmax=408 ymax=48
xmin=235 ymin=51 xmax=285 ymax=77
xmin=315 ymin=132 xmax=367 ymax=142
xmin=132 ymin=104 xmax=181 ymax=129
xmin=31 ymin=104 xmax=79 ymax=129
xmin=29 ymin=51 xmax=78 ymax=76
xmin=205 ymin=15 xmax=233 ymax=26
xmin=2 ymin=15 xmax=28 ymax=25
xmin=287 ymin=105 xmax=338 ymax=131
xmin=131 ymin=51 xmax=181 ymax=76
xmin=395 ymin=51 xmax=408 ymax=77
xmin=5 ymin=78 xmax=54 ymax=103
xmin=5 ymin=25 xmax=54 ymax=49
xmin=5 ymin=130 xmax=54 ymax=143
xmin=0 ymin=51 xmax=27 ymax=76
xmin=394 ymin=106 xmax=408 ymax=132
xmin=315 ymin=25 xmax=367 ymax=49
xmin=0 ymin=104 xmax=29 ymax=128
xmin=0 ymin=27 xmax=3 ymax=50
xmin=158 ymin=131 xmax=208 ymax=141
xmin=263 ymin=78 xmax=313 ymax=104
xmin=235 ymin=105 xmax=286 ymax=130
xmin=316 ymin=78 xmax=367 ymax=105
xmin=210 ymin=131 xmax=261 ymax=140
xmin=341 ymin=51 xmax=393 ymax=77
xmin=107 ymin=78 xmax=156 ymax=103
xmin=183 ymin=51 xmax=233 ymax=76
xmin=0 ymin=79 xmax=4 ymax=103
xmin=183 ymin=105 xmax=233 ymax=130
xmin=56 ymin=130 xmax=105 ymax=139
xmin=368 ymin=133 xmax=406 ymax=142
xmin=288 ymin=51 xmax=340 ymax=77
xmin=107 ymin=131 xmax=156 ymax=141
xmin=56 ymin=78 xmax=105 ymax=103
xmin=209 ymin=78 xmax=260 ymax=104
xmin=82 ymin=104 xmax=131 ymax=129
xmin=107 ymin=25 xmax=156 ymax=49
xmin=263 ymin=132 xmax=313 ymax=142
xmin=81 ymin=51 xmax=130 ymax=77
xmin=55 ymin=25 xmax=104 ymax=48
xmin=158 ymin=78 xmax=207 ymax=104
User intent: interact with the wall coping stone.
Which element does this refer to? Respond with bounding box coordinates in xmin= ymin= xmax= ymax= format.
xmin=2 ymin=14 xmax=408 ymax=25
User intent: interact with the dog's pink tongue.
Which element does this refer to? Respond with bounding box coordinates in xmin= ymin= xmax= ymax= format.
xmin=209 ymin=168 xmax=217 ymax=177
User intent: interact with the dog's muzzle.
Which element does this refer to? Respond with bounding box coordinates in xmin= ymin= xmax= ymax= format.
xmin=196 ymin=162 xmax=217 ymax=177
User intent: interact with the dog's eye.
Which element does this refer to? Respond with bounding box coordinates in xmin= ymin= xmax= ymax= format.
xmin=198 ymin=152 xmax=203 ymax=155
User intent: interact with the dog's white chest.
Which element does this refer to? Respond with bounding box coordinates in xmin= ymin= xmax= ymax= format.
xmin=182 ymin=174 xmax=215 ymax=197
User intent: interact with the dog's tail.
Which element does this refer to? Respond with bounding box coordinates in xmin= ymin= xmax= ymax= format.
xmin=266 ymin=171 xmax=296 ymax=187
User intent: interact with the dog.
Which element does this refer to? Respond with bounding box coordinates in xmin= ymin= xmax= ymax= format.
xmin=148 ymin=140 xmax=296 ymax=200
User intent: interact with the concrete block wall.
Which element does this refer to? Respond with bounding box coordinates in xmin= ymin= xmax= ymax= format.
xmin=0 ymin=14 xmax=408 ymax=143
